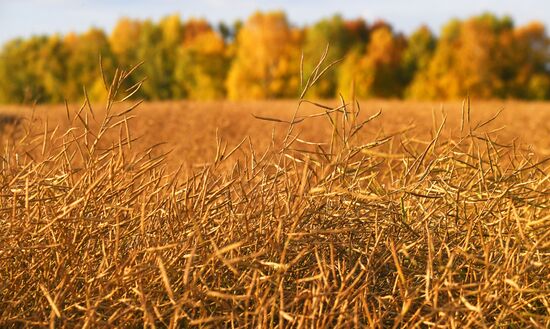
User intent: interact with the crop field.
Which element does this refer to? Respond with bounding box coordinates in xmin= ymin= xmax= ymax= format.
xmin=3 ymin=98 xmax=550 ymax=171
xmin=0 ymin=75 xmax=549 ymax=327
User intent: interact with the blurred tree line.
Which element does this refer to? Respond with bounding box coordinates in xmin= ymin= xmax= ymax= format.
xmin=0 ymin=11 xmax=549 ymax=103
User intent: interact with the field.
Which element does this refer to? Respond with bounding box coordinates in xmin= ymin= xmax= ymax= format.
xmin=3 ymin=98 xmax=550 ymax=171
xmin=0 ymin=86 xmax=549 ymax=327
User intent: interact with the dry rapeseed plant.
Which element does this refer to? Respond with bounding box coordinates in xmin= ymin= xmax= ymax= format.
xmin=0 ymin=59 xmax=549 ymax=328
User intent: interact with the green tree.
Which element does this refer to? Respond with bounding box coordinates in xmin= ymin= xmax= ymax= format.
xmin=36 ymin=35 xmax=69 ymax=103
xmin=402 ymin=25 xmax=436 ymax=97
xmin=0 ymin=35 xmax=71 ymax=103
xmin=63 ymin=29 xmax=116 ymax=102
xmin=0 ymin=38 xmax=45 ymax=103
xmin=137 ymin=15 xmax=183 ymax=99
xmin=302 ymin=15 xmax=368 ymax=98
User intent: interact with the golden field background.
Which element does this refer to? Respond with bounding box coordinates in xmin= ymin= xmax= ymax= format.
xmin=2 ymin=99 xmax=550 ymax=170
xmin=0 ymin=93 xmax=549 ymax=327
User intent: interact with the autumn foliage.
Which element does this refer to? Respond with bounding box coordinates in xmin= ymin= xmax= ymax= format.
xmin=0 ymin=11 xmax=549 ymax=103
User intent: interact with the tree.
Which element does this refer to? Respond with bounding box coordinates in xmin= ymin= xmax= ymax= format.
xmin=0 ymin=37 xmax=48 ymax=103
xmin=510 ymin=22 xmax=550 ymax=99
xmin=217 ymin=21 xmax=242 ymax=43
xmin=344 ymin=18 xmax=369 ymax=44
xmin=110 ymin=17 xmax=142 ymax=69
xmin=175 ymin=21 xmax=229 ymax=99
xmin=226 ymin=11 xmax=301 ymax=99
xmin=63 ymin=29 xmax=115 ymax=102
xmin=1 ymin=12 xmax=549 ymax=104
xmin=183 ymin=19 xmax=212 ymax=44
xmin=302 ymin=15 xmax=368 ymax=98
xmin=402 ymin=25 xmax=436 ymax=97
xmin=137 ymin=15 xmax=183 ymax=99
xmin=35 ymin=35 xmax=69 ymax=103
xmin=408 ymin=14 xmax=515 ymax=99
xmin=339 ymin=24 xmax=407 ymax=99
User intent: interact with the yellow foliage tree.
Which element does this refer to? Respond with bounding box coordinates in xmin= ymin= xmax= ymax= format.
xmin=339 ymin=25 xmax=406 ymax=99
xmin=2 ymin=12 xmax=550 ymax=103
xmin=408 ymin=14 xmax=515 ymax=99
xmin=226 ymin=11 xmax=301 ymax=100
xmin=175 ymin=21 xmax=229 ymax=99
xmin=183 ymin=19 xmax=213 ymax=44
xmin=110 ymin=17 xmax=142 ymax=69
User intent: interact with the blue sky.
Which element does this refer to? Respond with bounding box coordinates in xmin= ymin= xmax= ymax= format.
xmin=1 ymin=0 xmax=549 ymax=46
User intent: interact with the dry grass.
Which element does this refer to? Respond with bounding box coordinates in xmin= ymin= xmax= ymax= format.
xmin=0 ymin=68 xmax=549 ymax=328
xmin=7 ymin=98 xmax=550 ymax=172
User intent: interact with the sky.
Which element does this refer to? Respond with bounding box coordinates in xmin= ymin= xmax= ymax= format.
xmin=1 ymin=0 xmax=549 ymax=46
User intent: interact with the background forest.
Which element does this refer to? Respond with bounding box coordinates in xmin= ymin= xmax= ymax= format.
xmin=0 ymin=11 xmax=549 ymax=104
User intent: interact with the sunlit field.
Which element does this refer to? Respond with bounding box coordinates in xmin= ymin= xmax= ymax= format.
xmin=3 ymin=98 xmax=550 ymax=170
xmin=1 ymin=79 xmax=549 ymax=326
xmin=2 ymin=0 xmax=550 ymax=325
